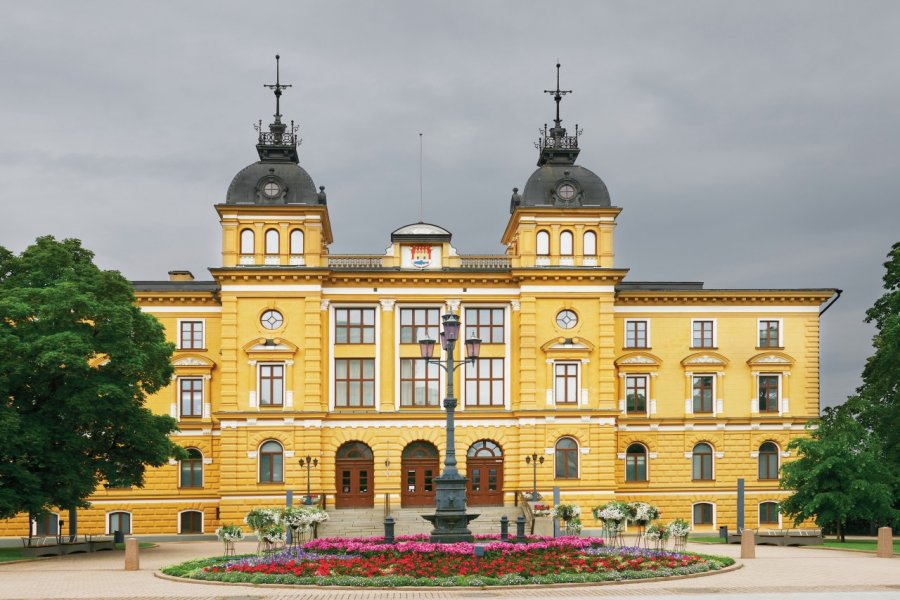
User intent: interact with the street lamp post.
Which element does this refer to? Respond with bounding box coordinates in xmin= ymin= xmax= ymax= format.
xmin=418 ymin=312 xmax=482 ymax=543
xmin=298 ymin=456 xmax=318 ymax=505
xmin=524 ymin=453 xmax=544 ymax=502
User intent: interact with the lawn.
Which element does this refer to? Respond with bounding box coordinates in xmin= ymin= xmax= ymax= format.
xmin=822 ymin=539 xmax=900 ymax=553
xmin=0 ymin=548 xmax=25 ymax=562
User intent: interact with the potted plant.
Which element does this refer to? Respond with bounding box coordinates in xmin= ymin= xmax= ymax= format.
xmin=667 ymin=518 xmax=691 ymax=552
xmin=644 ymin=522 xmax=669 ymax=551
xmin=214 ymin=523 xmax=244 ymax=556
xmin=550 ymin=504 xmax=582 ymax=535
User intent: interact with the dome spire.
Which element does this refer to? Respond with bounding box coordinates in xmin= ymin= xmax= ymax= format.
xmin=535 ymin=63 xmax=582 ymax=166
xmin=255 ymin=55 xmax=300 ymax=163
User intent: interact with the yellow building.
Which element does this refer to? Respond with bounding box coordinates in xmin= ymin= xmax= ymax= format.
xmin=2 ymin=69 xmax=835 ymax=538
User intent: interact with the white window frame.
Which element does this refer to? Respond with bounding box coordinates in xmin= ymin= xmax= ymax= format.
xmin=536 ymin=230 xmax=550 ymax=256
xmin=690 ymin=318 xmax=717 ymax=348
xmin=289 ymin=229 xmax=304 ymax=255
xmin=177 ymin=509 xmax=205 ymax=534
xmin=176 ymin=376 xmax=205 ymax=419
xmin=690 ymin=502 xmax=716 ymax=530
xmin=460 ymin=304 xmax=511 ymax=411
xmin=623 ymin=442 xmax=650 ymax=482
xmin=757 ymin=317 xmax=784 ymax=348
xmin=176 ymin=318 xmax=206 ymax=350
xmin=30 ymin=512 xmax=60 ymax=536
xmin=757 ymin=501 xmax=783 ymax=528
xmin=554 ymin=436 xmax=580 ymax=479
xmin=106 ymin=510 xmax=133 ymax=535
xmin=257 ymin=439 xmax=285 ymax=484
xmin=691 ymin=442 xmax=716 ymax=480
xmin=757 ymin=441 xmax=781 ymax=480
xmin=624 ymin=318 xmax=650 ymax=349
xmin=178 ymin=448 xmax=204 ymax=489
xmin=756 ymin=372 xmax=782 ymax=415
xmin=583 ymin=230 xmax=597 ymax=256
xmin=690 ymin=374 xmax=717 ymax=415
xmin=623 ymin=373 xmax=650 ymax=416
xmin=559 ymin=230 xmax=574 ymax=256
xmin=553 ymin=361 xmax=581 ymax=406
xmin=240 ymin=229 xmax=255 ymax=254
xmin=394 ymin=303 xmax=445 ymax=411
xmin=257 ymin=362 xmax=285 ymax=407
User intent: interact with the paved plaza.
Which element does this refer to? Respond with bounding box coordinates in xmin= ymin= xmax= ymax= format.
xmin=0 ymin=540 xmax=897 ymax=599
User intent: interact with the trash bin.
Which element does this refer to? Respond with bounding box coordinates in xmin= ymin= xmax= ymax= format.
xmin=114 ymin=530 xmax=124 ymax=544
xmin=719 ymin=526 xmax=728 ymax=540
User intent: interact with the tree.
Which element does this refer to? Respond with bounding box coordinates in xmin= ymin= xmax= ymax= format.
xmin=0 ymin=236 xmax=183 ymax=527
xmin=780 ymin=406 xmax=895 ymax=541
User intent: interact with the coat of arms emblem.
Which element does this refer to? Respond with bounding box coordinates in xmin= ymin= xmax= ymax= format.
xmin=409 ymin=245 xmax=432 ymax=269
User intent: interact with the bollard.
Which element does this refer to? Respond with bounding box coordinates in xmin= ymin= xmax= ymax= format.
xmin=384 ymin=516 xmax=395 ymax=544
xmin=740 ymin=529 xmax=755 ymax=559
xmin=124 ymin=537 xmax=140 ymax=571
xmin=515 ymin=516 xmax=526 ymax=543
xmin=500 ymin=515 xmax=509 ymax=541
xmin=876 ymin=526 xmax=893 ymax=558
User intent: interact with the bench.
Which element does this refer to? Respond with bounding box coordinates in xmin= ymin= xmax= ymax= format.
xmin=57 ymin=534 xmax=90 ymax=554
xmin=21 ymin=537 xmax=61 ymax=557
xmin=87 ymin=535 xmax=116 ymax=552
xmin=727 ymin=528 xmax=823 ymax=546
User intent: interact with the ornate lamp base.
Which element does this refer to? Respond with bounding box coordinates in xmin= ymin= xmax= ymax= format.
xmin=422 ymin=471 xmax=479 ymax=543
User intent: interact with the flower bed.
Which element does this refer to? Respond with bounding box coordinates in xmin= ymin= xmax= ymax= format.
xmin=162 ymin=534 xmax=733 ymax=587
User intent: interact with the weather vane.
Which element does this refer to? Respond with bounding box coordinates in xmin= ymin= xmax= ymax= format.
xmin=544 ymin=62 xmax=572 ymax=129
xmin=264 ymin=54 xmax=292 ymax=122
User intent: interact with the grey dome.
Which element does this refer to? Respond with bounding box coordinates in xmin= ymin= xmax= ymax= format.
xmin=225 ymin=161 xmax=320 ymax=205
xmin=518 ymin=164 xmax=611 ymax=211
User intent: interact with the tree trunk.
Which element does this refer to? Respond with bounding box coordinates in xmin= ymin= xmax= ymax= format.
xmin=836 ymin=520 xmax=844 ymax=543
xmin=27 ymin=510 xmax=33 ymax=543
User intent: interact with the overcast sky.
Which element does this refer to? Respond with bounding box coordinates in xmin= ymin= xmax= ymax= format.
xmin=1 ymin=1 xmax=898 ymax=410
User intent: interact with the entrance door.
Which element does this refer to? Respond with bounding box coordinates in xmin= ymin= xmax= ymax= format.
xmin=335 ymin=442 xmax=374 ymax=508
xmin=467 ymin=440 xmax=504 ymax=506
xmin=401 ymin=441 xmax=439 ymax=507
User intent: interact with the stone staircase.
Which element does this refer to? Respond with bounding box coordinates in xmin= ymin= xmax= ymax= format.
xmin=317 ymin=505 xmax=524 ymax=539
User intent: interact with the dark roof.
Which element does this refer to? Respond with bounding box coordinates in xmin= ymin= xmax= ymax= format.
xmin=617 ymin=282 xmax=704 ymax=291
xmin=132 ymin=281 xmax=220 ymax=292
xmin=225 ymin=161 xmax=320 ymax=205
xmin=516 ymin=164 xmax=611 ymax=212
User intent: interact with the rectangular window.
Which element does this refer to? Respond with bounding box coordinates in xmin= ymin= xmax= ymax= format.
xmin=399 ymin=308 xmax=440 ymax=344
xmin=335 ymin=358 xmax=376 ymax=407
xmin=335 ymin=308 xmax=376 ymax=344
xmin=692 ymin=375 xmax=714 ymax=413
xmin=625 ymin=320 xmax=648 ymax=348
xmin=758 ymin=375 xmax=780 ymax=412
xmin=692 ymin=320 xmax=715 ymax=348
xmin=759 ymin=320 xmax=780 ymax=348
xmin=259 ymin=364 xmax=284 ymax=406
xmin=554 ymin=363 xmax=579 ymax=404
xmin=693 ymin=503 xmax=713 ymax=525
xmin=465 ymin=358 xmax=504 ymax=406
xmin=759 ymin=503 xmax=779 ymax=525
xmin=179 ymin=378 xmax=203 ymax=417
xmin=625 ymin=375 xmax=647 ymax=413
xmin=465 ymin=308 xmax=505 ymax=344
xmin=399 ymin=358 xmax=440 ymax=407
xmin=179 ymin=320 xmax=203 ymax=349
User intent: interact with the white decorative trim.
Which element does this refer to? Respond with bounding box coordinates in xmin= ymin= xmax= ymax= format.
xmin=510 ymin=300 xmax=521 ymax=311
xmin=580 ymin=447 xmax=590 ymax=455
xmin=324 ymin=287 xmax=522 ymax=296
xmin=781 ymin=450 xmax=791 ymax=457
xmin=750 ymin=451 xmax=760 ymax=458
xmin=618 ymin=355 xmax=656 ymax=365
xmin=285 ymin=391 xmax=294 ymax=408
xmin=615 ymin=306 xmax=820 ymax=313
xmin=715 ymin=451 xmax=725 ymax=459
xmin=521 ymin=285 xmax=615 ymax=293
xmin=247 ymin=451 xmax=257 ymax=458
xmin=203 ymin=458 xmax=213 ymax=465
xmin=141 ymin=307 xmax=222 ymax=313
xmin=648 ymin=452 xmax=658 ymax=459
xmin=683 ymin=452 xmax=692 ymax=459
xmin=616 ymin=452 xmax=626 ymax=460
xmin=379 ymin=299 xmax=396 ymax=311
xmin=284 ymin=450 xmax=295 ymax=458
xmin=221 ymin=284 xmax=322 ymax=292
xmin=168 ymin=458 xmax=177 ymax=466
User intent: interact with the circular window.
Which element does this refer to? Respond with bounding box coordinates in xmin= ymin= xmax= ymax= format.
xmin=260 ymin=310 xmax=284 ymax=330
xmin=557 ymin=183 xmax=576 ymax=201
xmin=556 ymin=309 xmax=578 ymax=330
xmin=262 ymin=182 xmax=281 ymax=198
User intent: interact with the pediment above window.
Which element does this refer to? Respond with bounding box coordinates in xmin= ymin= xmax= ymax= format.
xmin=615 ymin=352 xmax=662 ymax=368
xmin=172 ymin=353 xmax=216 ymax=374
xmin=747 ymin=351 xmax=794 ymax=369
xmin=540 ymin=336 xmax=595 ymax=359
xmin=242 ymin=337 xmax=299 ymax=360
xmin=681 ymin=351 xmax=729 ymax=369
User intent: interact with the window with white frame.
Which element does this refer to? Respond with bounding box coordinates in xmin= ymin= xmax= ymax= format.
xmin=290 ymin=229 xmax=304 ymax=255
xmin=758 ymin=442 xmax=779 ymax=480
xmin=465 ymin=308 xmax=505 ymax=344
xmin=179 ymin=510 xmax=203 ymax=533
xmin=335 ymin=308 xmax=376 ymax=344
xmin=691 ymin=319 xmax=716 ymax=348
xmin=399 ymin=307 xmax=440 ymax=344
xmin=625 ymin=375 xmax=648 ymax=414
xmin=259 ymin=440 xmax=284 ymax=483
xmin=692 ymin=443 xmax=714 ymax=480
xmin=259 ymin=363 xmax=284 ymax=407
xmin=265 ymin=229 xmax=279 ymax=254
xmin=179 ymin=378 xmax=203 ymax=418
xmin=625 ymin=443 xmax=648 ymax=481
xmin=583 ymin=231 xmax=597 ymax=256
xmin=692 ymin=375 xmax=714 ymax=413
xmin=758 ymin=319 xmax=781 ymax=348
xmin=399 ymin=358 xmax=440 ymax=407
xmin=554 ymin=437 xmax=579 ymax=479
xmin=693 ymin=503 xmax=714 ymax=526
xmin=759 ymin=502 xmax=779 ymax=526
xmin=559 ymin=230 xmax=574 ymax=256
xmin=240 ymin=229 xmax=255 ymax=254
xmin=335 ymin=358 xmax=375 ymax=407
xmin=554 ymin=362 xmax=579 ymax=404
xmin=536 ymin=230 xmax=550 ymax=256
xmin=625 ymin=319 xmax=648 ymax=348
xmin=465 ymin=358 xmax=504 ymax=406
xmin=179 ymin=448 xmax=203 ymax=488
xmin=178 ymin=320 xmax=204 ymax=349
xmin=108 ymin=511 xmax=132 ymax=534
xmin=758 ymin=374 xmax=780 ymax=413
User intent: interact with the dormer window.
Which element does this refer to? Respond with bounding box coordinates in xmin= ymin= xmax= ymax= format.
xmin=262 ymin=181 xmax=281 ymax=198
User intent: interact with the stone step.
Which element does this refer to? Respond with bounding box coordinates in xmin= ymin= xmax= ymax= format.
xmin=318 ymin=505 xmax=525 ymax=539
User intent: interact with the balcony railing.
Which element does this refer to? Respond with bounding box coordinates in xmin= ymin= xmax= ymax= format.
xmin=328 ymin=255 xmax=385 ymax=269
xmin=458 ymin=255 xmax=511 ymax=269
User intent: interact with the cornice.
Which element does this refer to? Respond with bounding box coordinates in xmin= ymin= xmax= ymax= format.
xmin=615 ymin=289 xmax=835 ymax=305
xmin=135 ymin=292 xmax=220 ymax=306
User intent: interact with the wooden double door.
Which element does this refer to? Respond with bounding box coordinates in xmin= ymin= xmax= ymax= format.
xmin=401 ymin=441 xmax=439 ymax=507
xmin=335 ymin=442 xmax=374 ymax=508
xmin=466 ymin=440 xmax=504 ymax=506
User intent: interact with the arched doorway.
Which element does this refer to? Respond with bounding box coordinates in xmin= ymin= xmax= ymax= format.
xmin=467 ymin=440 xmax=503 ymax=506
xmin=401 ymin=441 xmax=439 ymax=507
xmin=335 ymin=441 xmax=374 ymax=508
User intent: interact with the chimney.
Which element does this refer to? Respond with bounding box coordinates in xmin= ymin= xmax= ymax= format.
xmin=167 ymin=270 xmax=195 ymax=282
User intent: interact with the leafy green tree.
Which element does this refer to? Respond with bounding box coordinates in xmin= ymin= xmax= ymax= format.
xmin=0 ymin=236 xmax=183 ymax=528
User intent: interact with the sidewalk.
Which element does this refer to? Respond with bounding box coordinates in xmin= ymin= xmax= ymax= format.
xmin=0 ymin=539 xmax=896 ymax=599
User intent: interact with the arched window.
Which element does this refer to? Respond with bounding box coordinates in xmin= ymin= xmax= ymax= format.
xmin=692 ymin=443 xmax=713 ymax=480
xmin=467 ymin=440 xmax=502 ymax=458
xmin=34 ymin=513 xmax=59 ymax=536
xmin=692 ymin=502 xmax=714 ymax=526
xmin=758 ymin=442 xmax=779 ymax=480
xmin=759 ymin=502 xmax=779 ymax=526
xmin=290 ymin=229 xmax=304 ymax=255
xmin=559 ymin=230 xmax=574 ymax=256
xmin=265 ymin=229 xmax=279 ymax=254
xmin=240 ymin=229 xmax=255 ymax=254
xmin=179 ymin=510 xmax=203 ymax=534
xmin=536 ymin=230 xmax=550 ymax=256
xmin=259 ymin=440 xmax=284 ymax=483
xmin=108 ymin=511 xmax=131 ymax=535
xmin=180 ymin=448 xmax=203 ymax=488
xmin=625 ymin=443 xmax=648 ymax=482
xmin=554 ymin=437 xmax=579 ymax=479
xmin=583 ymin=231 xmax=597 ymax=256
